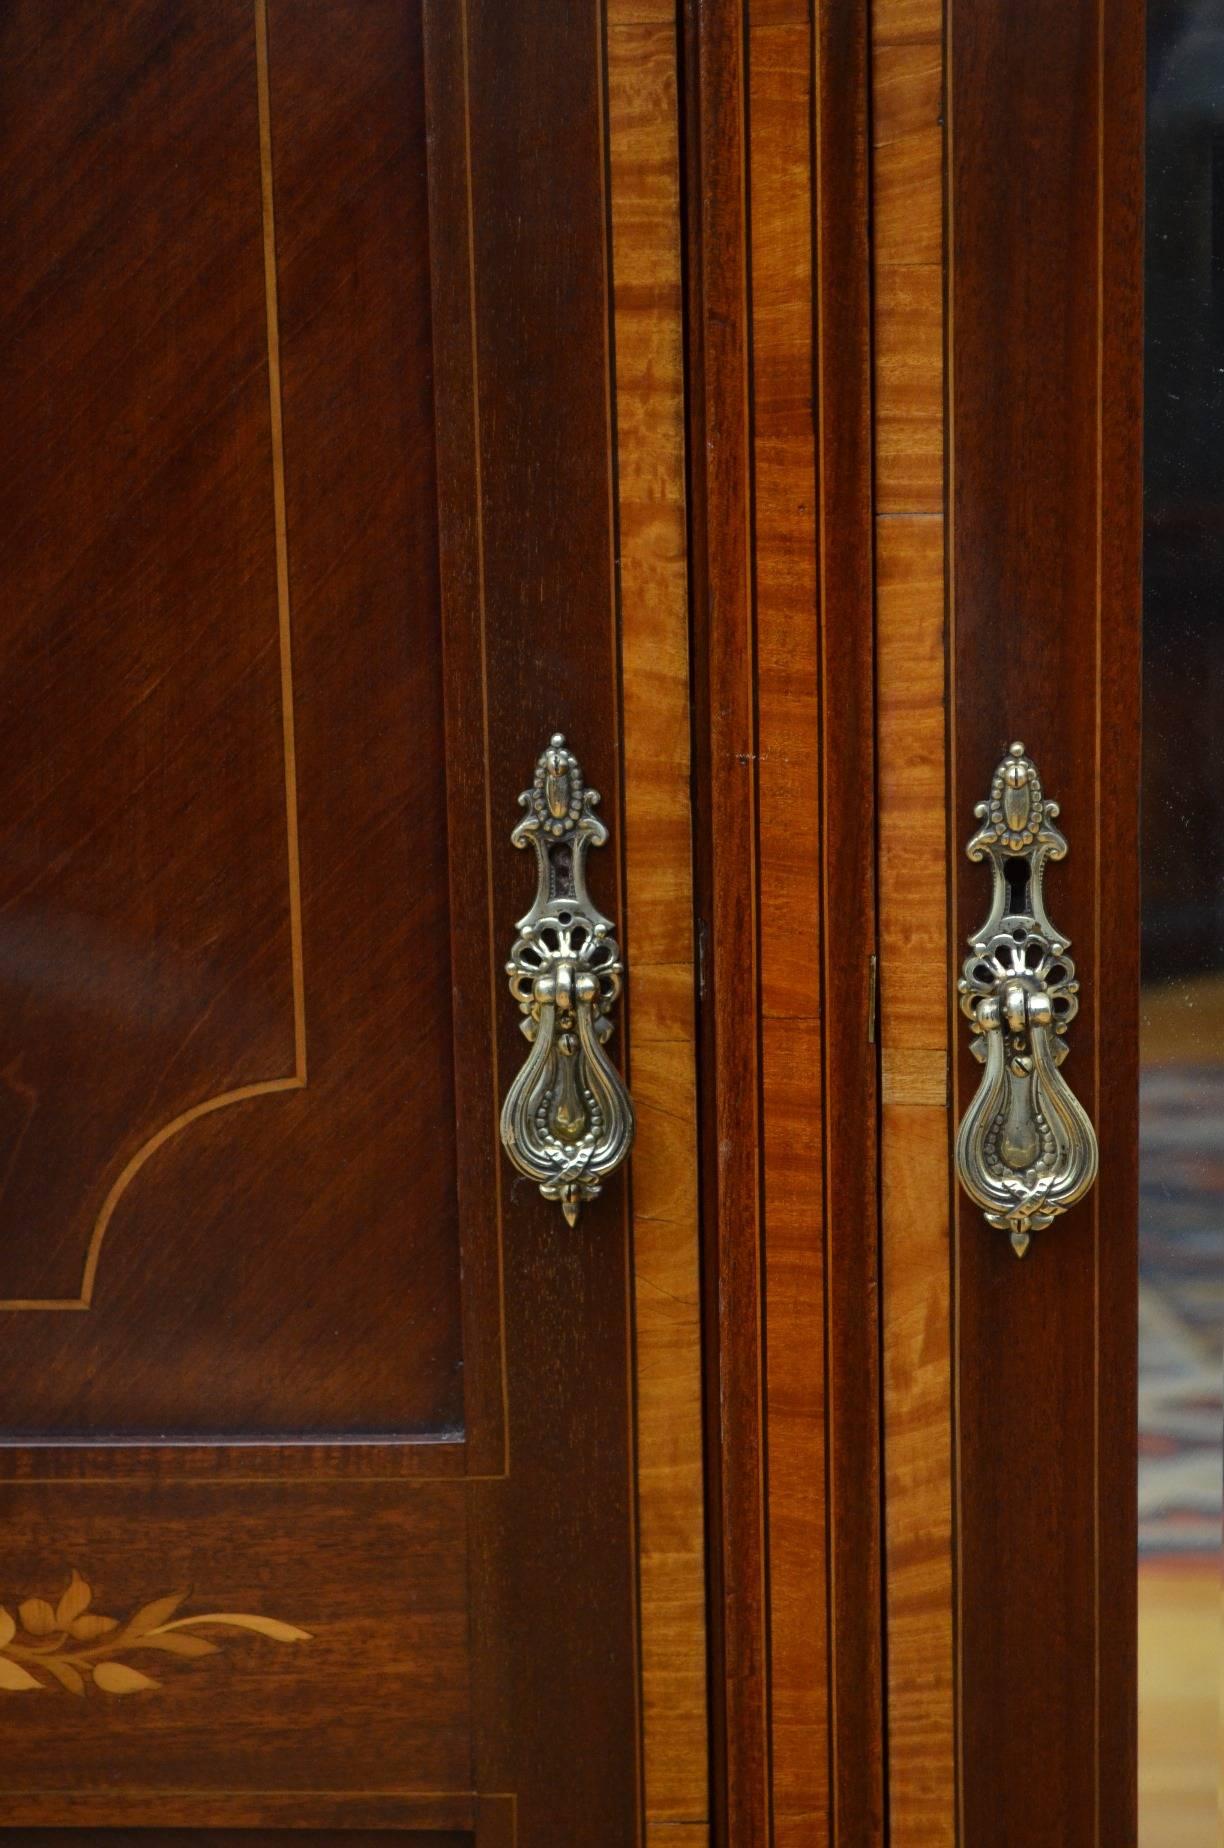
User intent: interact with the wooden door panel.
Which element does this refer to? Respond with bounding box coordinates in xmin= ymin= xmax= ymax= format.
xmin=0 ymin=0 xmax=465 ymax=1444
xmin=0 ymin=1484 xmax=470 ymax=1802
xmin=0 ymin=0 xmax=298 ymax=1317
xmin=948 ymin=2 xmax=1142 ymax=1839
xmin=0 ymin=0 xmax=642 ymax=1837
xmin=426 ymin=0 xmax=639 ymax=1824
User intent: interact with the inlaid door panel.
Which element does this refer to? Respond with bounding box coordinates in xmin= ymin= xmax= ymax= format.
xmin=0 ymin=0 xmax=463 ymax=1445
xmin=0 ymin=1485 xmax=470 ymax=1813
xmin=0 ymin=0 xmax=655 ymax=1838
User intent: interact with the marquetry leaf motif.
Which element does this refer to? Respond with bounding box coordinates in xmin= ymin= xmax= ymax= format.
xmin=41 ymin=1657 xmax=86 ymax=1695
xmin=125 ymin=1591 xmax=188 ymax=1637
xmin=93 ymin=1662 xmax=160 ymax=1695
xmin=18 ymin=1597 xmax=56 ymax=1636
xmin=71 ymin=1612 xmax=119 ymax=1639
xmin=140 ymin=1632 xmax=219 ymax=1657
xmin=0 ymin=1570 xmax=311 ymax=1695
xmin=0 ymin=1655 xmax=43 ymax=1691
xmin=55 ymin=1568 xmax=91 ymax=1628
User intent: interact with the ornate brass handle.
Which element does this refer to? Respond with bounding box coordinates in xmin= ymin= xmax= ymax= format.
xmin=500 ymin=735 xmax=634 ymax=1225
xmin=955 ymin=743 xmax=1098 ymax=1256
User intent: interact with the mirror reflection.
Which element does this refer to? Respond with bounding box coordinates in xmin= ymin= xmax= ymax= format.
xmin=1142 ymin=4 xmax=1224 ymax=1838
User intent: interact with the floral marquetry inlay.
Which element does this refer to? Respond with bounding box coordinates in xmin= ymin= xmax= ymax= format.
xmin=0 ymin=1568 xmax=311 ymax=1695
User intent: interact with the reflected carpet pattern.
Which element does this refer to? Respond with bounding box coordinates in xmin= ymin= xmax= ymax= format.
xmin=1139 ymin=1064 xmax=1224 ymax=1556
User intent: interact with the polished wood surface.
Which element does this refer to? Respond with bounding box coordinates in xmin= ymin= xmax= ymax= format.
xmin=685 ymin=3 xmax=884 ymax=1840
xmin=949 ymin=1 xmax=1144 ymax=1840
xmin=608 ymin=5 xmax=709 ymax=1837
xmin=0 ymin=0 xmax=464 ymax=1440
xmin=811 ymin=3 xmax=885 ymax=1834
xmin=427 ymin=0 xmax=640 ymax=1833
xmin=871 ymin=3 xmax=956 ymax=1839
xmin=877 ymin=524 xmax=954 ymax=1846
xmin=875 ymin=0 xmax=941 ymax=38
xmin=875 ymin=264 xmax=943 ymax=517
xmin=0 ymin=0 xmax=649 ymax=1835
xmin=0 ymin=1483 xmax=469 ymax=1815
xmin=873 ymin=44 xmax=941 ymax=268
xmin=3 ymin=0 xmax=1157 ymax=1839
xmin=749 ymin=21 xmax=828 ymax=1844
xmin=684 ymin=3 xmax=768 ymax=1832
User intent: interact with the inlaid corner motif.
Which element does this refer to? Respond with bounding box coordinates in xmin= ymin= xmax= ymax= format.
xmin=0 ymin=1568 xmax=310 ymax=1695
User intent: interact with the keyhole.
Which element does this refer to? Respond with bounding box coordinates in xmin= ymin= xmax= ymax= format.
xmin=1004 ymin=855 xmax=1031 ymax=918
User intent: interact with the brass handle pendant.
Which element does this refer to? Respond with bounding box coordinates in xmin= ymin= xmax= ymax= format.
xmin=500 ymin=735 xmax=634 ymax=1225
xmin=955 ymin=743 xmax=1098 ymax=1256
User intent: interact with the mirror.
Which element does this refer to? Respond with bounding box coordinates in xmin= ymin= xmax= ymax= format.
xmin=1141 ymin=4 xmax=1224 ymax=1838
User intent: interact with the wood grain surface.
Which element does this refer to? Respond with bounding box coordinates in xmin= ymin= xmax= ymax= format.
xmin=608 ymin=8 xmax=709 ymax=1839
xmin=871 ymin=1 xmax=956 ymax=1838
xmin=749 ymin=22 xmax=828 ymax=1844
xmin=949 ymin=1 xmax=1143 ymax=1840
xmin=21 ymin=1836 xmax=468 ymax=1847
xmin=20 ymin=1837 xmax=468 ymax=1847
xmin=872 ymin=9 xmax=943 ymax=524
xmin=0 ymin=1481 xmax=470 ymax=1812
xmin=876 ymin=522 xmax=955 ymax=1848
xmin=0 ymin=0 xmax=470 ymax=1444
xmin=0 ymin=0 xmax=647 ymax=1834
xmin=874 ymin=0 xmax=941 ymax=40
xmin=686 ymin=3 xmax=883 ymax=1841
xmin=684 ymin=1 xmax=768 ymax=1833
xmin=427 ymin=0 xmax=641 ymax=1834
xmin=812 ymin=3 xmax=886 ymax=1836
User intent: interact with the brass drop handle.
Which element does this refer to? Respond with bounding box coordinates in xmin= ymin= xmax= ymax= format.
xmin=500 ymin=735 xmax=634 ymax=1225
xmin=955 ymin=743 xmax=1098 ymax=1256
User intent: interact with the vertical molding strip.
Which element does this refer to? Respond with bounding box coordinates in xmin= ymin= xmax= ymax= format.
xmin=813 ymin=1 xmax=885 ymax=1837
xmin=686 ymin=2 xmax=883 ymax=1841
xmin=607 ymin=3 xmax=710 ymax=1839
xmin=684 ymin=0 xmax=770 ymax=1838
xmin=870 ymin=0 xmax=957 ymax=1841
xmin=749 ymin=15 xmax=829 ymax=1846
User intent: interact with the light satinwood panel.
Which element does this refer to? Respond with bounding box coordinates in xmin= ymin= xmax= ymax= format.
xmin=611 ymin=20 xmax=695 ymax=976
xmin=874 ymin=267 xmax=944 ymax=513
xmin=607 ymin=0 xmax=675 ymax=20
xmin=873 ymin=0 xmax=941 ymax=44
xmin=608 ymin=19 xmax=708 ymax=1837
xmin=872 ymin=8 xmax=955 ymax=1840
xmin=877 ymin=521 xmax=955 ymax=1848
xmin=631 ymin=961 xmax=699 ymax=1047
xmin=873 ymin=43 xmax=942 ymax=267
xmin=882 ymin=1106 xmax=955 ymax=1845
xmin=876 ymin=517 xmax=947 ymax=1053
xmin=883 ymin=1046 xmax=948 ymax=1107
xmin=763 ymin=1018 xmax=829 ymax=1838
